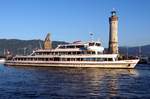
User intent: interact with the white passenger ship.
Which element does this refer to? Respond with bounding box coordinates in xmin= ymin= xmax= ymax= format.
xmin=5 ymin=10 xmax=139 ymax=68
xmin=5 ymin=41 xmax=139 ymax=68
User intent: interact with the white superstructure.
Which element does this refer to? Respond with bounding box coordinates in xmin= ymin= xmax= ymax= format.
xmin=5 ymin=41 xmax=139 ymax=68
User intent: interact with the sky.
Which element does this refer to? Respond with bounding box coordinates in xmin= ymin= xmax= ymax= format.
xmin=0 ymin=0 xmax=150 ymax=47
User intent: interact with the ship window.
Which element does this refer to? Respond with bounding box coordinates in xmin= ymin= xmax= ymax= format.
xmin=96 ymin=43 xmax=101 ymax=46
xmin=62 ymin=58 xmax=65 ymax=61
xmin=87 ymin=51 xmax=95 ymax=54
xmin=97 ymin=52 xmax=102 ymax=54
xmin=67 ymin=46 xmax=75 ymax=48
xmin=108 ymin=58 xmax=113 ymax=61
xmin=92 ymin=52 xmax=95 ymax=54
xmin=91 ymin=58 xmax=96 ymax=61
xmin=77 ymin=58 xmax=80 ymax=61
xmin=104 ymin=58 xmax=107 ymax=61
xmin=59 ymin=46 xmax=65 ymax=49
xmin=97 ymin=58 xmax=104 ymax=61
xmin=52 ymin=52 xmax=54 ymax=55
xmin=72 ymin=52 xmax=76 ymax=54
xmin=55 ymin=52 xmax=58 ymax=55
xmin=86 ymin=58 xmax=90 ymax=61
xmin=76 ymin=45 xmax=84 ymax=48
xmin=77 ymin=52 xmax=81 ymax=54
xmin=67 ymin=58 xmax=70 ymax=61
xmin=89 ymin=43 xmax=94 ymax=46
xmin=42 ymin=58 xmax=45 ymax=61
xmin=68 ymin=52 xmax=71 ymax=55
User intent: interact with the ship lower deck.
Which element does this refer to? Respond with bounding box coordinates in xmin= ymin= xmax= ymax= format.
xmin=5 ymin=59 xmax=139 ymax=69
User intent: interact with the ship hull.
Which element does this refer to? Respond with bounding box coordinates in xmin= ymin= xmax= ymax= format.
xmin=5 ymin=59 xmax=139 ymax=68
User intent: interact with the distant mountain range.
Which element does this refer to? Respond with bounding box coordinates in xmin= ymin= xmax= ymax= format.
xmin=0 ymin=39 xmax=67 ymax=56
xmin=0 ymin=39 xmax=149 ymax=57
xmin=119 ymin=45 xmax=150 ymax=57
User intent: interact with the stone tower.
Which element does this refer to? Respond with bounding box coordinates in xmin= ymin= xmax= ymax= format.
xmin=108 ymin=10 xmax=118 ymax=54
xmin=44 ymin=33 xmax=52 ymax=49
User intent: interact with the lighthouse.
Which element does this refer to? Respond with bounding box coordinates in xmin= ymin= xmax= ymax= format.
xmin=108 ymin=10 xmax=118 ymax=54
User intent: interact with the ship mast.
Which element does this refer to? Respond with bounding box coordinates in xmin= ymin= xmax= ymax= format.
xmin=89 ymin=32 xmax=94 ymax=42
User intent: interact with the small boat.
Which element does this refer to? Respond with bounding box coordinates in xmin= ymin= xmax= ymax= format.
xmin=0 ymin=58 xmax=5 ymax=64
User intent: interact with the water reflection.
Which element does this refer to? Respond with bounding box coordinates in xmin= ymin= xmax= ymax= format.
xmin=3 ymin=66 xmax=140 ymax=98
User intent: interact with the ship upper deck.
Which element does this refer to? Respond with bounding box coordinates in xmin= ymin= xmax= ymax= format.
xmin=35 ymin=41 xmax=104 ymax=52
xmin=15 ymin=54 xmax=118 ymax=59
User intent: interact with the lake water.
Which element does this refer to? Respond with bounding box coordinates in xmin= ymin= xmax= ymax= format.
xmin=0 ymin=64 xmax=150 ymax=99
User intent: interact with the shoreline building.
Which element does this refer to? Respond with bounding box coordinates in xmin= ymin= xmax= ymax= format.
xmin=44 ymin=33 xmax=52 ymax=49
xmin=108 ymin=10 xmax=118 ymax=54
